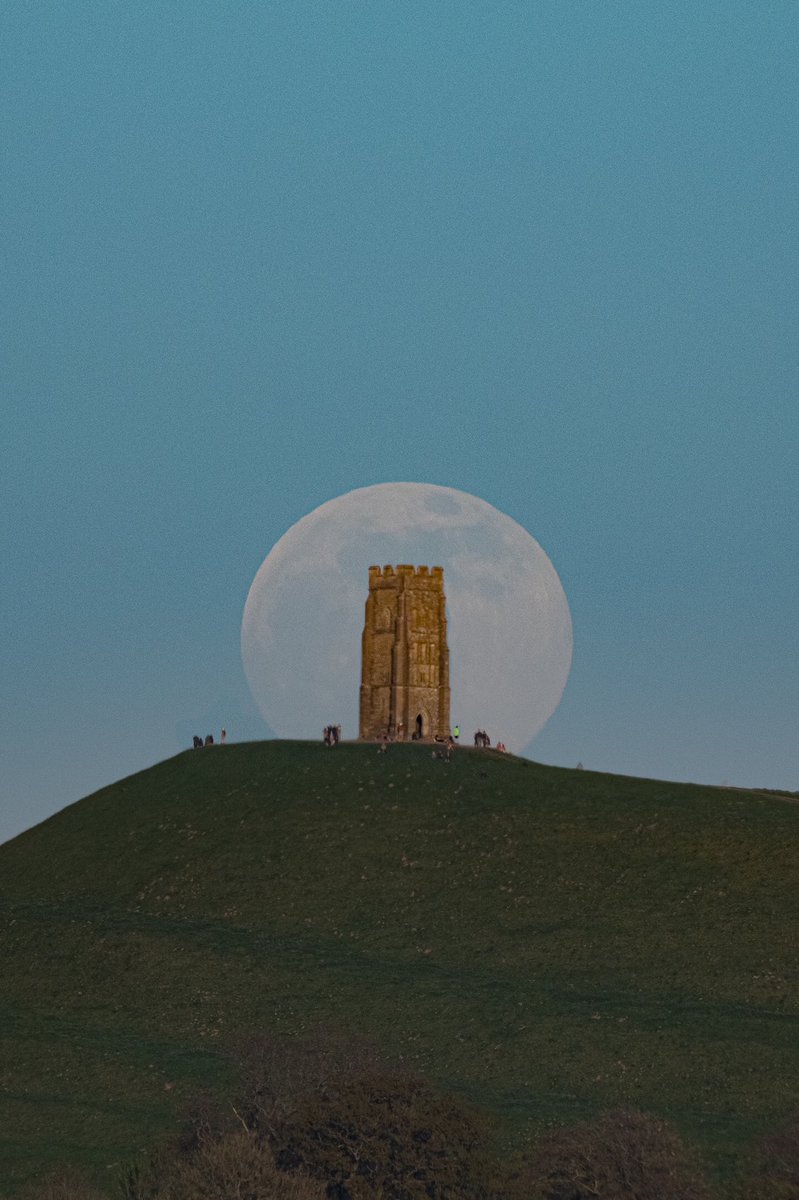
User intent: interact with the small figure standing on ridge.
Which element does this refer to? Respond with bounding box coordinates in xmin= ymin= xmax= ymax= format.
xmin=221 ymin=728 xmax=227 ymax=744
xmin=433 ymin=735 xmax=455 ymax=762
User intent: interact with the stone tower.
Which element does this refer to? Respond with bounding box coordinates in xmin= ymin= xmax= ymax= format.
xmin=359 ymin=565 xmax=451 ymax=741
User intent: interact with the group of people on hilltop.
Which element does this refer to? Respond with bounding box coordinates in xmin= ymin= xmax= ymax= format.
xmin=374 ymin=722 xmax=509 ymax=760
xmin=192 ymin=729 xmax=227 ymax=749
xmin=473 ymin=729 xmax=506 ymax=752
xmin=187 ymin=723 xmax=508 ymax=754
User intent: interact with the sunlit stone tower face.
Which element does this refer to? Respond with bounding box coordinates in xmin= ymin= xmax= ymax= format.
xmin=359 ymin=565 xmax=451 ymax=741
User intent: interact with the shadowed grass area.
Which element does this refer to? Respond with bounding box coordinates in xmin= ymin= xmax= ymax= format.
xmin=1 ymin=740 xmax=797 ymax=1190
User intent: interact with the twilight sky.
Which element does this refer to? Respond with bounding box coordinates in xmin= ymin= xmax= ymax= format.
xmin=3 ymin=3 xmax=798 ymax=844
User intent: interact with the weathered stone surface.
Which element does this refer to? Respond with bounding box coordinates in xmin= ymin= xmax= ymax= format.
xmin=359 ymin=565 xmax=451 ymax=741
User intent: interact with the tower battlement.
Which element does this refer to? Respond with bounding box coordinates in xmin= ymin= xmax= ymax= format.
xmin=360 ymin=565 xmax=451 ymax=741
xmin=368 ymin=564 xmax=444 ymax=584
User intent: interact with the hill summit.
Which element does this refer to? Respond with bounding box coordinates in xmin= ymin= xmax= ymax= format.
xmin=1 ymin=740 xmax=798 ymax=1190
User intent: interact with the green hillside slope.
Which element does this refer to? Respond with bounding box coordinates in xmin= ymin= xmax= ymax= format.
xmin=1 ymin=741 xmax=797 ymax=1191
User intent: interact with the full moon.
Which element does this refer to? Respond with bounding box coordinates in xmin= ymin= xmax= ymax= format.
xmin=241 ymin=483 xmax=572 ymax=753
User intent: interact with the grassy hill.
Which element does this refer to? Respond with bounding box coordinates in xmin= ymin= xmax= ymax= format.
xmin=1 ymin=740 xmax=797 ymax=1192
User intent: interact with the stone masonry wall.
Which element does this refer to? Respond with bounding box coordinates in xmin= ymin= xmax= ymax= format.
xmin=359 ymin=565 xmax=451 ymax=741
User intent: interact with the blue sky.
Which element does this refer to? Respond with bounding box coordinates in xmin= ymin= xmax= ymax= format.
xmin=3 ymin=2 xmax=797 ymax=843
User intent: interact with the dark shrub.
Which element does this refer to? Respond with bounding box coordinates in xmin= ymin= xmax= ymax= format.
xmin=730 ymin=1110 xmax=799 ymax=1200
xmin=232 ymin=1030 xmax=494 ymax=1200
xmin=121 ymin=1131 xmax=322 ymax=1200
xmin=269 ymin=1067 xmax=493 ymax=1200
xmin=231 ymin=1028 xmax=385 ymax=1142
xmin=155 ymin=1130 xmax=323 ymax=1200
xmin=509 ymin=1108 xmax=712 ymax=1200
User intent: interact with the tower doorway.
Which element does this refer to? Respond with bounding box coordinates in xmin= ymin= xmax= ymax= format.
xmin=415 ymin=712 xmax=426 ymax=739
